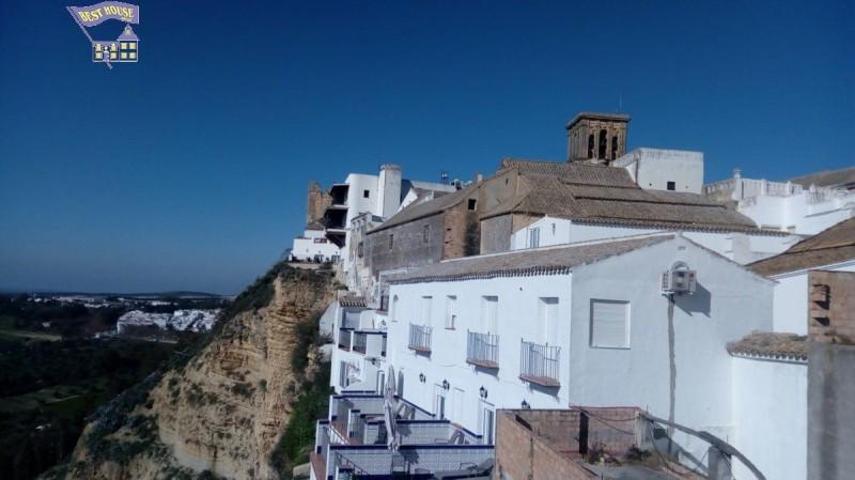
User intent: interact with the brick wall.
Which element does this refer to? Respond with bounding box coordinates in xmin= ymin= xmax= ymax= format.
xmin=494 ymin=408 xmax=643 ymax=480
xmin=808 ymin=270 xmax=855 ymax=343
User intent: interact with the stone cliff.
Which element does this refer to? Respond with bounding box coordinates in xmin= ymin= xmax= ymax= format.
xmin=62 ymin=264 xmax=337 ymax=480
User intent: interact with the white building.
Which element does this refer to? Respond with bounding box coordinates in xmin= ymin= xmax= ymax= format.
xmin=750 ymin=217 xmax=855 ymax=334
xmin=321 ymin=165 xmax=457 ymax=288
xmin=614 ymin=147 xmax=704 ymax=193
xmin=510 ymin=215 xmax=799 ymax=265
xmin=290 ymin=224 xmax=341 ymax=262
xmin=382 ymin=233 xmax=774 ymax=467
xmin=704 ymin=167 xmax=855 ymax=235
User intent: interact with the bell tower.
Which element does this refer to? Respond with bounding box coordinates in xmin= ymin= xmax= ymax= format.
xmin=566 ymin=112 xmax=630 ymax=165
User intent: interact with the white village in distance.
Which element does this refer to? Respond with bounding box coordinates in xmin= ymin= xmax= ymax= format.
xmin=287 ymin=112 xmax=855 ymax=480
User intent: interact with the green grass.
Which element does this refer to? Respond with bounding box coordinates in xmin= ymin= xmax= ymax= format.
xmin=0 ymin=329 xmax=62 ymax=342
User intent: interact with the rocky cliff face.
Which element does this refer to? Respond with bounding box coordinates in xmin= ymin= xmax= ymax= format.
xmin=63 ymin=265 xmax=336 ymax=480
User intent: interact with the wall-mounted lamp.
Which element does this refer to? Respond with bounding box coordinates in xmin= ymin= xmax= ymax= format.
xmin=441 ymin=380 xmax=450 ymax=390
xmin=521 ymin=400 xmax=530 ymax=409
xmin=419 ymin=373 xmax=426 ymax=383
xmin=479 ymin=386 xmax=488 ymax=399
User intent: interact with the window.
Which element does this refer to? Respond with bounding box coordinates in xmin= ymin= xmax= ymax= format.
xmin=481 ymin=296 xmax=498 ymax=333
xmin=611 ymin=135 xmax=618 ymax=160
xmin=357 ymin=241 xmax=364 ymax=258
xmin=445 ymin=296 xmax=457 ymax=329
xmin=389 ymin=234 xmax=394 ymax=249
xmin=598 ymin=129 xmax=607 ymax=160
xmin=363 ymin=189 xmax=370 ymax=198
xmin=538 ymin=297 xmax=559 ymax=342
xmin=468 ymin=198 xmax=477 ymax=210
xmin=95 ymin=52 xmax=103 ymax=59
xmin=377 ymin=371 xmax=386 ymax=394
xmin=110 ymin=43 xmax=117 ymax=51
xmin=587 ymin=134 xmax=595 ymax=159
xmin=121 ymin=52 xmax=128 ymax=59
xmin=666 ymin=181 xmax=676 ymax=191
xmin=110 ymin=52 xmax=117 ymax=59
xmin=529 ymin=227 xmax=540 ymax=248
xmin=423 ymin=224 xmax=430 ymax=243
xmin=129 ymin=52 xmax=136 ymax=60
xmin=434 ymin=387 xmax=447 ymax=419
xmin=129 ymin=42 xmax=136 ymax=50
xmin=590 ymin=300 xmax=630 ymax=348
xmin=390 ymin=295 xmax=399 ymax=322
xmin=421 ymin=296 xmax=433 ymax=326
xmin=120 ymin=42 xmax=128 ymax=49
xmin=551 ymin=223 xmax=556 ymax=235
xmin=480 ymin=401 xmax=495 ymax=443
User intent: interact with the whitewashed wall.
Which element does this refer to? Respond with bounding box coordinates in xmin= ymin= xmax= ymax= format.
xmin=510 ymin=217 xmax=796 ymax=264
xmin=738 ymin=189 xmax=854 ymax=235
xmin=291 ymin=229 xmax=342 ymax=261
xmin=614 ymin=148 xmax=704 ymax=193
xmin=386 ymin=236 xmax=774 ymax=456
xmin=568 ymin=237 xmax=774 ymax=461
xmin=770 ymin=261 xmax=855 ymax=334
xmin=387 ymin=274 xmax=573 ymax=436
xmin=731 ymin=355 xmax=807 ymax=480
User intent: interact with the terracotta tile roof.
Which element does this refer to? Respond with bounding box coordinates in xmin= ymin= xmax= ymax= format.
xmin=388 ymin=234 xmax=674 ymax=284
xmin=789 ymin=166 xmax=855 ymax=189
xmin=338 ymin=295 xmax=366 ymax=308
xmin=487 ymin=159 xmax=768 ymax=233
xmin=368 ymin=184 xmax=476 ymax=233
xmin=749 ymin=218 xmax=855 ymax=277
xmin=727 ymin=331 xmax=808 ymax=361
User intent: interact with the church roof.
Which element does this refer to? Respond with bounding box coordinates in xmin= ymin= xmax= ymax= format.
xmin=566 ymin=112 xmax=631 ymax=129
xmin=486 ymin=159 xmax=769 ymax=233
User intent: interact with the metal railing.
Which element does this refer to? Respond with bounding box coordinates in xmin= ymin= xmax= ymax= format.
xmin=351 ymin=332 xmax=367 ymax=353
xmin=467 ymin=330 xmax=499 ymax=368
xmin=337 ymin=328 xmax=352 ymax=350
xmin=408 ymin=323 xmax=432 ymax=352
xmin=519 ymin=340 xmax=560 ymax=387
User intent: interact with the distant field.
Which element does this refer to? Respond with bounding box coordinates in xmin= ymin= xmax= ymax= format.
xmin=0 ymin=329 xmax=62 ymax=341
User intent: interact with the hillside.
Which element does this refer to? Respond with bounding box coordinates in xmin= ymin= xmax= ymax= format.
xmin=53 ymin=263 xmax=337 ymax=479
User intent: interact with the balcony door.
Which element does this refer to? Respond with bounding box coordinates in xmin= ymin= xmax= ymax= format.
xmin=479 ymin=400 xmax=495 ymax=443
xmin=481 ymin=296 xmax=498 ymax=334
xmin=434 ymin=386 xmax=447 ymax=420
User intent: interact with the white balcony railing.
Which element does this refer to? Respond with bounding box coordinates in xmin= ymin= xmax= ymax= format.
xmin=519 ymin=340 xmax=560 ymax=387
xmin=466 ymin=330 xmax=499 ymax=369
xmin=408 ymin=323 xmax=432 ymax=353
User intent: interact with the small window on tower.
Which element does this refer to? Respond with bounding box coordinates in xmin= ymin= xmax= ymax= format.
xmin=667 ymin=181 xmax=676 ymax=191
xmin=363 ymin=189 xmax=370 ymax=198
xmin=468 ymin=199 xmax=477 ymax=210
xmin=587 ymin=135 xmax=595 ymax=159
xmin=611 ymin=136 xmax=618 ymax=160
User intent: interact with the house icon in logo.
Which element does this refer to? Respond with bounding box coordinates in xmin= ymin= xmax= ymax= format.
xmin=92 ymin=24 xmax=138 ymax=63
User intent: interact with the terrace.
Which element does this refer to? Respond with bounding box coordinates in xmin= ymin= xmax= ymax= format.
xmin=314 ymin=394 xmax=493 ymax=479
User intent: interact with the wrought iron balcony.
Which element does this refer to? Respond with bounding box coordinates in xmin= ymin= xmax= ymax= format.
xmin=408 ymin=323 xmax=432 ymax=353
xmin=519 ymin=340 xmax=560 ymax=387
xmin=466 ymin=330 xmax=499 ymax=369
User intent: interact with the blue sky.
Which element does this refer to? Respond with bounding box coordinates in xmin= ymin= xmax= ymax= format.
xmin=1 ymin=0 xmax=852 ymax=294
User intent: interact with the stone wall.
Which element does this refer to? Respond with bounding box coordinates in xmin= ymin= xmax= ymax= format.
xmin=306 ymin=181 xmax=331 ymax=225
xmin=442 ymin=200 xmax=480 ymax=258
xmin=807 ymin=270 xmax=855 ymax=480
xmin=367 ymin=213 xmax=446 ymax=278
xmin=480 ymin=215 xmax=513 ymax=254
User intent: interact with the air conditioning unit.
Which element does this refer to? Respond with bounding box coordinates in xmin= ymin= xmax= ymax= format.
xmin=661 ymin=263 xmax=697 ymax=295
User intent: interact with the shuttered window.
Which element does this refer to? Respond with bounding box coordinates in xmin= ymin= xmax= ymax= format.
xmin=590 ymin=300 xmax=630 ymax=348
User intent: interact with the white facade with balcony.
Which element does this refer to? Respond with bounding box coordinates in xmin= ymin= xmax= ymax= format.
xmin=383 ymin=234 xmax=777 ymax=470
xmin=290 ymin=227 xmax=342 ymax=262
xmin=704 ymin=170 xmax=855 ymax=235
